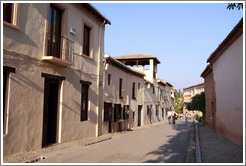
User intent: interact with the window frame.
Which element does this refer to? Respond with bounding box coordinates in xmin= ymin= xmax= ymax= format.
xmin=108 ymin=74 xmax=111 ymax=85
xmin=83 ymin=24 xmax=91 ymax=57
xmin=3 ymin=3 xmax=20 ymax=30
xmin=80 ymin=80 xmax=91 ymax=121
xmin=3 ymin=66 xmax=16 ymax=134
xmin=119 ymin=78 xmax=123 ymax=99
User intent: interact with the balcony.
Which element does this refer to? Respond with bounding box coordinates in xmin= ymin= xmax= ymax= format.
xmin=43 ymin=33 xmax=74 ymax=66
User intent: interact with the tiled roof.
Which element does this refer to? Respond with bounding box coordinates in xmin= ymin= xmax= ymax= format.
xmin=104 ymin=55 xmax=145 ymax=78
xmin=113 ymin=54 xmax=161 ymax=64
xmin=157 ymin=78 xmax=173 ymax=87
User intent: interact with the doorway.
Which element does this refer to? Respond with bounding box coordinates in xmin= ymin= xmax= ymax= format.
xmin=42 ymin=78 xmax=59 ymax=147
xmin=138 ymin=105 xmax=142 ymax=126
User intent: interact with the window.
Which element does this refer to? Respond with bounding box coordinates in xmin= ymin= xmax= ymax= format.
xmin=80 ymin=80 xmax=91 ymax=121
xmin=119 ymin=78 xmax=123 ymax=99
xmin=83 ymin=25 xmax=90 ymax=56
xmin=3 ymin=3 xmax=12 ymax=23
xmin=3 ymin=3 xmax=19 ymax=28
xmin=47 ymin=4 xmax=62 ymax=58
xmin=108 ymin=74 xmax=111 ymax=85
xmin=138 ymin=83 xmax=140 ymax=90
xmin=3 ymin=66 xmax=16 ymax=134
xmin=132 ymin=82 xmax=136 ymax=99
xmin=153 ymin=86 xmax=155 ymax=94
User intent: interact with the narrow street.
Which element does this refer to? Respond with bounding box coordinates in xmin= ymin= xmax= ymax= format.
xmin=38 ymin=119 xmax=192 ymax=163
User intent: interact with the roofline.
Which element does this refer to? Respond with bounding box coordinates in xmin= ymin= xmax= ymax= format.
xmin=183 ymin=82 xmax=204 ymax=90
xmin=157 ymin=80 xmax=167 ymax=86
xmin=105 ymin=56 xmax=145 ymax=78
xmin=81 ymin=3 xmax=111 ymax=25
xmin=207 ymin=18 xmax=243 ymax=64
xmin=115 ymin=57 xmax=161 ymax=64
xmin=201 ymin=64 xmax=213 ymax=78
xmin=157 ymin=78 xmax=173 ymax=87
xmin=166 ymin=82 xmax=173 ymax=87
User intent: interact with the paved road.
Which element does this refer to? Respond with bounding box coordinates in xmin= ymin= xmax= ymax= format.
xmin=39 ymin=119 xmax=192 ymax=163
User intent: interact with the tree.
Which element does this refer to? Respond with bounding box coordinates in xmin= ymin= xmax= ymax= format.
xmin=227 ymin=3 xmax=243 ymax=10
xmin=175 ymin=89 xmax=184 ymax=114
xmin=186 ymin=92 xmax=205 ymax=113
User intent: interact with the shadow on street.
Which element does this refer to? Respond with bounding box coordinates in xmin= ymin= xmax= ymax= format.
xmin=144 ymin=120 xmax=192 ymax=163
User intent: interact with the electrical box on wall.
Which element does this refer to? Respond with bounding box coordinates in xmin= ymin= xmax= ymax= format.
xmin=70 ymin=27 xmax=76 ymax=35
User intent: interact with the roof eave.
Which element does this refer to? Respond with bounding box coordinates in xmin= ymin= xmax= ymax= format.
xmin=81 ymin=3 xmax=111 ymax=25
xmin=201 ymin=64 xmax=213 ymax=78
xmin=105 ymin=57 xmax=145 ymax=78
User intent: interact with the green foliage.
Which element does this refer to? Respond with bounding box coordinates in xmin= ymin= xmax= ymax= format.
xmin=186 ymin=92 xmax=205 ymax=113
xmin=227 ymin=3 xmax=243 ymax=10
xmin=175 ymin=89 xmax=184 ymax=114
xmin=196 ymin=114 xmax=202 ymax=123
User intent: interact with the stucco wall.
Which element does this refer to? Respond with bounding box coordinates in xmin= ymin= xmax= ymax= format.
xmin=102 ymin=64 xmax=145 ymax=134
xmin=203 ymin=71 xmax=215 ymax=130
xmin=3 ymin=3 xmax=106 ymax=157
xmin=213 ymin=35 xmax=243 ymax=145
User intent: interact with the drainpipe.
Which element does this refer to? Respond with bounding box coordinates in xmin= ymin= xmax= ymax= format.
xmin=96 ymin=20 xmax=106 ymax=137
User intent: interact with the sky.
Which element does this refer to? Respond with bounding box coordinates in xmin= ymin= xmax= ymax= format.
xmin=92 ymin=2 xmax=243 ymax=91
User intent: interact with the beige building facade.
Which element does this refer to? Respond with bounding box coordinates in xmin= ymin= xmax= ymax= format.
xmin=102 ymin=55 xmax=145 ymax=134
xmin=183 ymin=82 xmax=204 ymax=114
xmin=2 ymin=3 xmax=175 ymax=158
xmin=3 ymin=3 xmax=110 ymax=157
xmin=113 ymin=54 xmax=174 ymax=125
xmin=201 ymin=18 xmax=243 ymax=145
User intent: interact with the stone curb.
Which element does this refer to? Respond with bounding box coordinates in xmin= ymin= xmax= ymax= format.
xmin=185 ymin=123 xmax=196 ymax=163
xmin=195 ymin=124 xmax=202 ymax=163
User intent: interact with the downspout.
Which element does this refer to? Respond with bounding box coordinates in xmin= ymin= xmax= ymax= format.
xmin=96 ymin=20 xmax=105 ymax=137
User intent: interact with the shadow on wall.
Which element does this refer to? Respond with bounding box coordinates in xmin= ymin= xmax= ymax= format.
xmin=143 ymin=122 xmax=191 ymax=163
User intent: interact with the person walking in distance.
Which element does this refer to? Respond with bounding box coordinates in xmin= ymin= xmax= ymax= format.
xmin=185 ymin=112 xmax=189 ymax=125
xmin=192 ymin=111 xmax=196 ymax=123
xmin=172 ymin=110 xmax=177 ymax=125
xmin=167 ymin=110 xmax=172 ymax=124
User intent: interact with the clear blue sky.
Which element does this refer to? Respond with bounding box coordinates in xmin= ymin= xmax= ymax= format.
xmin=92 ymin=2 xmax=243 ymax=91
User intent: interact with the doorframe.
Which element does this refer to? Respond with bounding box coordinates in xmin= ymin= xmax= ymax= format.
xmin=41 ymin=73 xmax=65 ymax=146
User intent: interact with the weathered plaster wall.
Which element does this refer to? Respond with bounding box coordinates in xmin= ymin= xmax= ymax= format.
xmin=3 ymin=3 xmax=106 ymax=157
xmin=213 ymin=35 xmax=243 ymax=145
